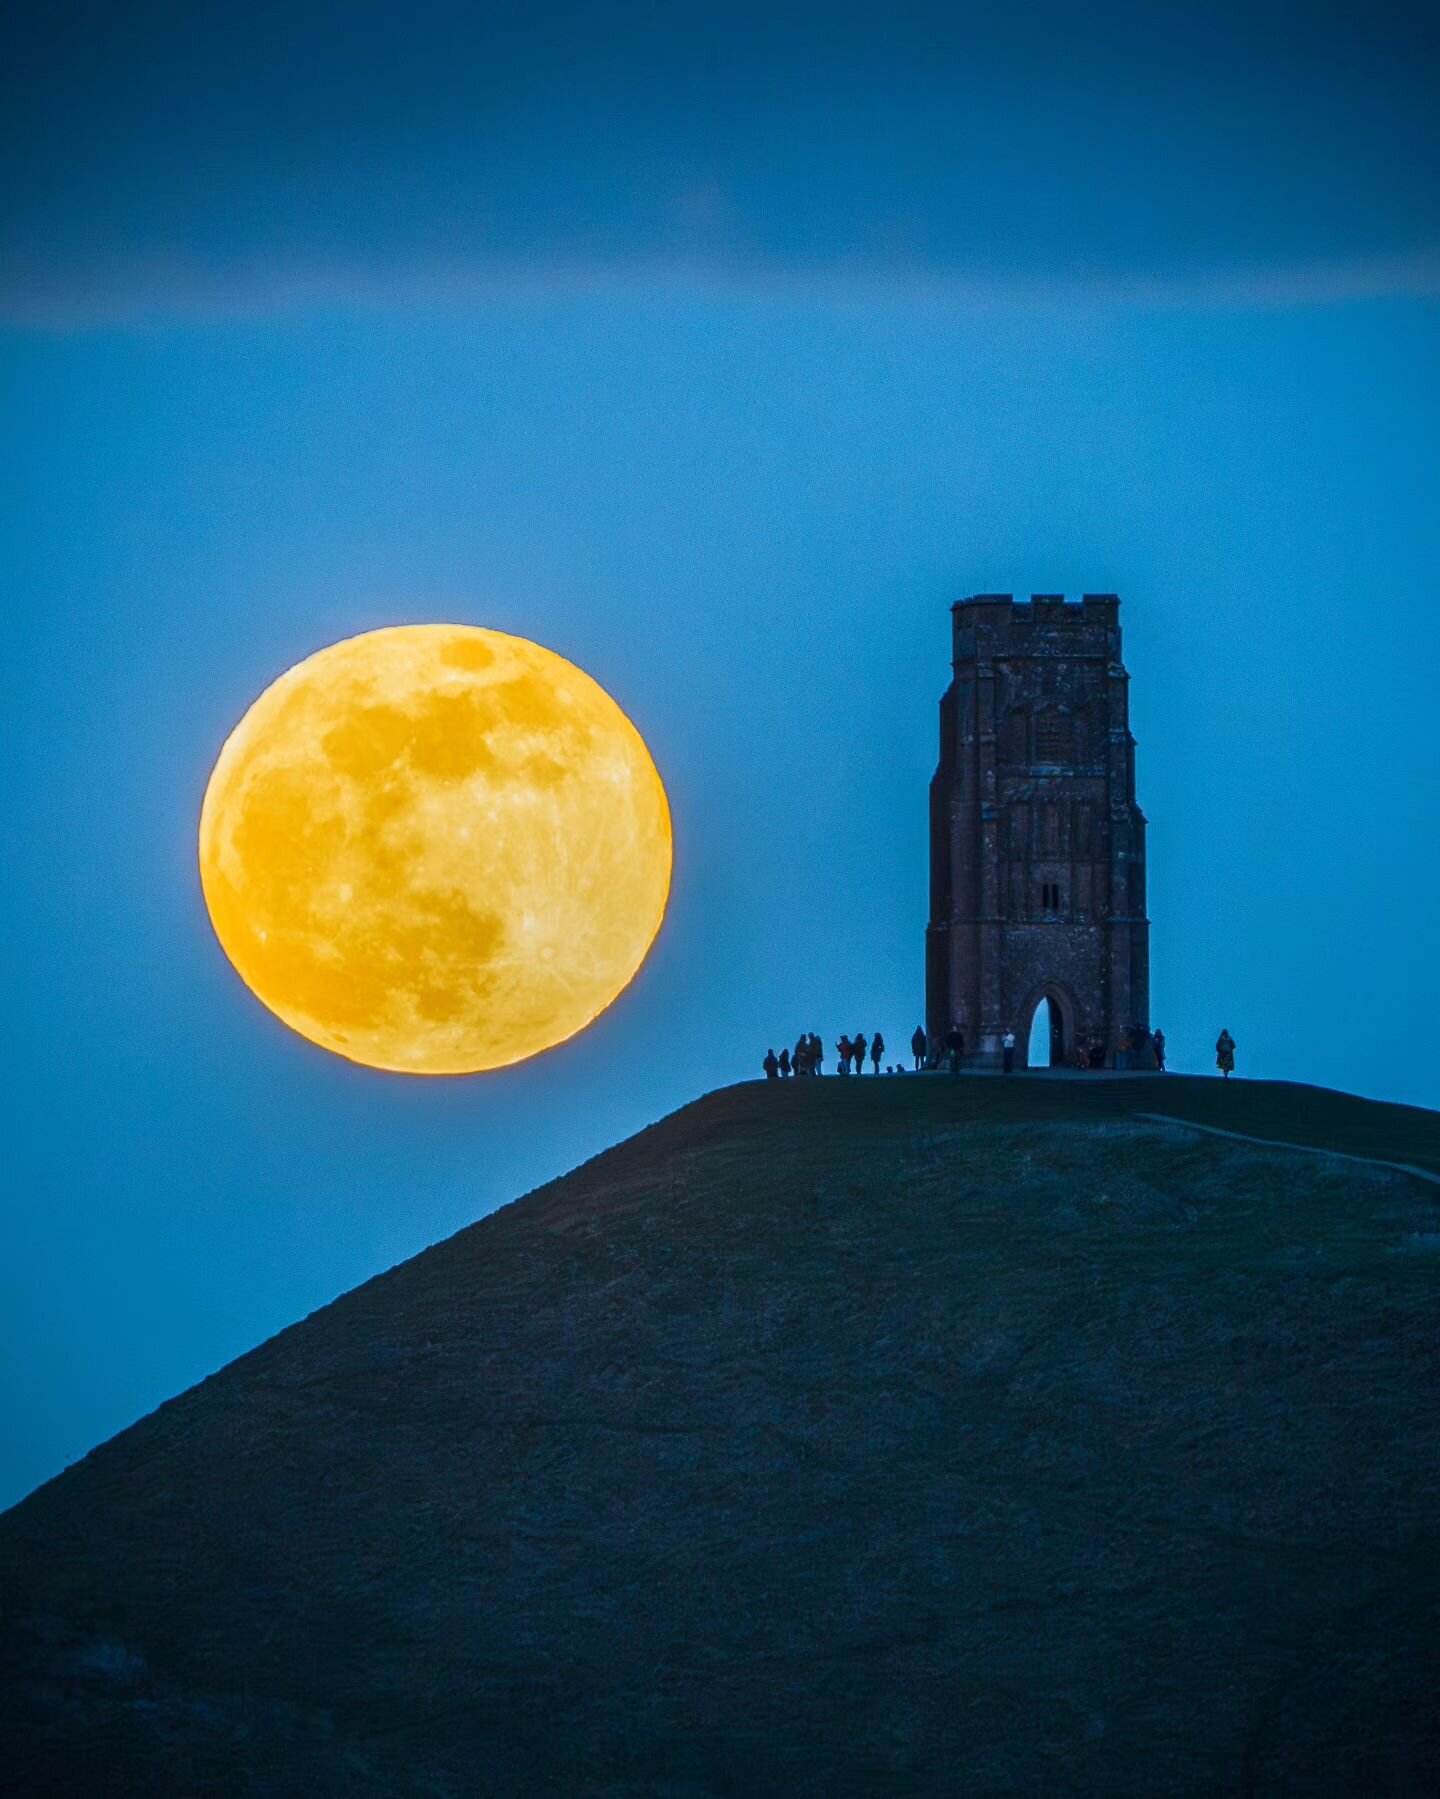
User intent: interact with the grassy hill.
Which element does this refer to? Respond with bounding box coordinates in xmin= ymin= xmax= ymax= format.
xmin=3 ymin=1074 xmax=1439 ymax=1796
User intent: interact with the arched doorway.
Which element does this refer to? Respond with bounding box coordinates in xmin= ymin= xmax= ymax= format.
xmin=1025 ymin=993 xmax=1067 ymax=1069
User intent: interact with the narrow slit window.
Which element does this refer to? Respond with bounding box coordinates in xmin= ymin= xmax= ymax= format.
xmin=1035 ymin=713 xmax=1071 ymax=763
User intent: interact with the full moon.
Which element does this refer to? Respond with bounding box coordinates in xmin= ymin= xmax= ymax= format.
xmin=198 ymin=625 xmax=672 ymax=1074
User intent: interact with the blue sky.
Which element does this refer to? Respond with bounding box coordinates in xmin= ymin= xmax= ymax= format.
xmin=3 ymin=0 xmax=1438 ymax=1507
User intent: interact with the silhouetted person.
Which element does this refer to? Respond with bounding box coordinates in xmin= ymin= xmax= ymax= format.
xmin=1002 ymin=1029 xmax=1016 ymax=1074
xmin=763 ymin=1049 xmax=779 ymax=1080
xmin=1089 ymin=1039 xmax=1105 ymax=1069
xmin=852 ymin=1033 xmax=868 ymax=1073
xmin=911 ymin=1025 xmax=926 ymax=1070
xmin=1216 ymin=1029 xmax=1236 ymax=1079
xmin=837 ymin=1035 xmax=852 ymax=1075
xmin=945 ymin=1026 xmax=964 ymax=1073
xmin=1153 ymin=1027 xmax=1167 ymax=1072
xmin=810 ymin=1032 xmax=824 ymax=1075
xmin=778 ymin=1047 xmax=791 ymax=1078
xmin=870 ymin=1032 xmax=884 ymax=1073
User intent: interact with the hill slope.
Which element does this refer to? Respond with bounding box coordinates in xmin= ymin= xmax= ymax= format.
xmin=4 ymin=1075 xmax=1440 ymax=1796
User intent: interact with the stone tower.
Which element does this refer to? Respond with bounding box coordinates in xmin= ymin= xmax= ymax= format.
xmin=926 ymin=593 xmax=1150 ymax=1069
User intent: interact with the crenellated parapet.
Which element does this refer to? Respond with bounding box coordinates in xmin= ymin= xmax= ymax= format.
xmin=951 ymin=593 xmax=1120 ymax=664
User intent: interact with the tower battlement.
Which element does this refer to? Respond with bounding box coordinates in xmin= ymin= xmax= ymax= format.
xmin=951 ymin=593 xmax=1120 ymax=662
xmin=951 ymin=592 xmax=1118 ymax=614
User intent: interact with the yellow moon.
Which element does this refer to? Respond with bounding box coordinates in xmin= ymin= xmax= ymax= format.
xmin=198 ymin=625 xmax=672 ymax=1074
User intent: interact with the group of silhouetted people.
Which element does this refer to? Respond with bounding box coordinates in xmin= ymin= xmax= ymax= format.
xmin=762 ymin=1033 xmax=826 ymax=1079
xmin=905 ymin=1024 xmax=965 ymax=1071
xmin=762 ymin=1022 xmax=1238 ymax=1080
xmin=835 ymin=1032 xmax=885 ymax=1074
xmin=762 ymin=1031 xmax=899 ymax=1078
xmin=1059 ymin=1023 xmax=1166 ymax=1071
xmin=762 ymin=1024 xmax=940 ymax=1076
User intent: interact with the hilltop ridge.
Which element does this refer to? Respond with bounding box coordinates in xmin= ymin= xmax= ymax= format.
xmin=4 ymin=1075 xmax=1439 ymax=1796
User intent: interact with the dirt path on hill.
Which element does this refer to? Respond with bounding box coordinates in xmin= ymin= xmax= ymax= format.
xmin=1136 ymin=1112 xmax=1440 ymax=1187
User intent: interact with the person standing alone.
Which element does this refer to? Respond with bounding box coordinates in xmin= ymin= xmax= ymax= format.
xmin=1216 ymin=1029 xmax=1236 ymax=1078
xmin=1002 ymin=1030 xmax=1016 ymax=1074
xmin=911 ymin=1025 xmax=927 ymax=1070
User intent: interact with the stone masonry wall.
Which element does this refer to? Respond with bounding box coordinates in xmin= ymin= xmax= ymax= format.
xmin=926 ymin=594 xmax=1151 ymax=1068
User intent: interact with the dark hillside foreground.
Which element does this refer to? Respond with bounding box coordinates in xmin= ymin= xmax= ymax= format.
xmin=4 ymin=1075 xmax=1439 ymax=1796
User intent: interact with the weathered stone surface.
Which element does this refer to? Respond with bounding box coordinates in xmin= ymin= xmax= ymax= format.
xmin=3 ymin=1076 xmax=1439 ymax=1797
xmin=927 ymin=594 xmax=1151 ymax=1066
